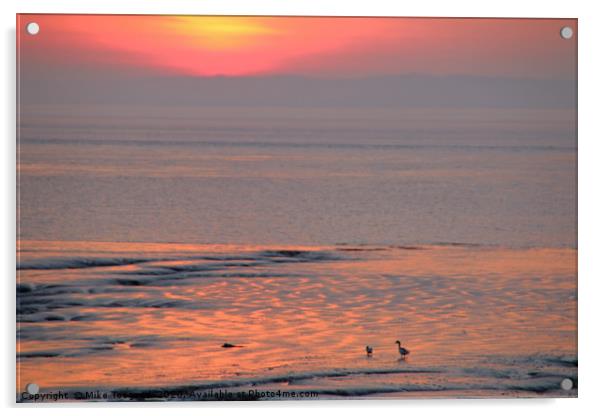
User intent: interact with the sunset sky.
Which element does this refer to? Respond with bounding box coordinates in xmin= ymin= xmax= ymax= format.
xmin=18 ymin=15 xmax=576 ymax=78
xmin=17 ymin=15 xmax=576 ymax=108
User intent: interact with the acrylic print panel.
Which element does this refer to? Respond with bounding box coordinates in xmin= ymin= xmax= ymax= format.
xmin=16 ymin=15 xmax=577 ymax=402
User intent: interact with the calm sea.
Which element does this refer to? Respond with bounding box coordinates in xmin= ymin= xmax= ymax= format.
xmin=17 ymin=106 xmax=577 ymax=400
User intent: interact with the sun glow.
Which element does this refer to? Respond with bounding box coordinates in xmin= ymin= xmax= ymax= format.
xmin=163 ymin=17 xmax=279 ymax=50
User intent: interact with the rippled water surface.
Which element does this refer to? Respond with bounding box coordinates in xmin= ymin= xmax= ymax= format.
xmin=17 ymin=241 xmax=576 ymax=400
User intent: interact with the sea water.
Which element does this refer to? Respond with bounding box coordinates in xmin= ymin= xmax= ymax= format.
xmin=17 ymin=106 xmax=577 ymax=400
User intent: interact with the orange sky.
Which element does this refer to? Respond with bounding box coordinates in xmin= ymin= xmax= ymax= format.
xmin=17 ymin=15 xmax=576 ymax=78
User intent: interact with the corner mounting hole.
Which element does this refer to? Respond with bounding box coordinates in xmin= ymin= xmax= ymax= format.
xmin=560 ymin=26 xmax=573 ymax=40
xmin=561 ymin=378 xmax=573 ymax=391
xmin=26 ymin=383 xmax=39 ymax=394
xmin=26 ymin=22 xmax=40 ymax=35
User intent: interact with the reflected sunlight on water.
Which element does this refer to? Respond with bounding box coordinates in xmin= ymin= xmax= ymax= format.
xmin=17 ymin=240 xmax=576 ymax=399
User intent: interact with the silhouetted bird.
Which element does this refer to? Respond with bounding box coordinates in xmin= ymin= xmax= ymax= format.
xmin=395 ymin=340 xmax=410 ymax=358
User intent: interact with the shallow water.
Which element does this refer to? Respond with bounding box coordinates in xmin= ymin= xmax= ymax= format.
xmin=17 ymin=240 xmax=576 ymax=400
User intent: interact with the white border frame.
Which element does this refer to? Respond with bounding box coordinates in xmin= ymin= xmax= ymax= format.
xmin=3 ymin=1 xmax=601 ymax=415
